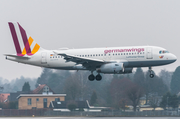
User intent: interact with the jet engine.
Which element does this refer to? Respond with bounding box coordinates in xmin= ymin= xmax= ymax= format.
xmin=97 ymin=63 xmax=124 ymax=73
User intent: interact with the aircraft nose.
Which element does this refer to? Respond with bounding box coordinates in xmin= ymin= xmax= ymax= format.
xmin=171 ymin=54 xmax=177 ymax=62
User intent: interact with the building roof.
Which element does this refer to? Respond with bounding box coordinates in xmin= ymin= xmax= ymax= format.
xmin=17 ymin=94 xmax=66 ymax=99
xmin=49 ymin=101 xmax=89 ymax=109
xmin=31 ymin=84 xmax=46 ymax=93
xmin=0 ymin=93 xmax=10 ymax=103
xmin=31 ymin=84 xmax=54 ymax=94
xmin=8 ymin=91 xmax=28 ymax=102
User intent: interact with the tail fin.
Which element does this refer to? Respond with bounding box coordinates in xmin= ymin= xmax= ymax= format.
xmin=8 ymin=22 xmax=42 ymax=56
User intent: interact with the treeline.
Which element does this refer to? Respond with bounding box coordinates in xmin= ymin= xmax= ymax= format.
xmin=1 ymin=66 xmax=180 ymax=111
xmin=35 ymin=66 xmax=180 ymax=110
xmin=0 ymin=76 xmax=36 ymax=92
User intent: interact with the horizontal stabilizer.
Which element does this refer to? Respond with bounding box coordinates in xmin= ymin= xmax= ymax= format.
xmin=4 ymin=54 xmax=30 ymax=59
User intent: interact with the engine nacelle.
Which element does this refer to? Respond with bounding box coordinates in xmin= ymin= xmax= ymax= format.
xmin=123 ymin=68 xmax=133 ymax=73
xmin=97 ymin=63 xmax=124 ymax=74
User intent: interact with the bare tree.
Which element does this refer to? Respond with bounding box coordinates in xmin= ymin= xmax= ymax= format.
xmin=64 ymin=74 xmax=81 ymax=100
xmin=119 ymin=98 xmax=128 ymax=111
xmin=149 ymin=96 xmax=159 ymax=110
xmin=110 ymin=78 xmax=133 ymax=109
xmin=126 ymin=84 xmax=144 ymax=112
xmin=159 ymin=69 xmax=172 ymax=90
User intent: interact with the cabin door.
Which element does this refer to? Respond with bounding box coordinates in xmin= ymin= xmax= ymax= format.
xmin=146 ymin=47 xmax=153 ymax=59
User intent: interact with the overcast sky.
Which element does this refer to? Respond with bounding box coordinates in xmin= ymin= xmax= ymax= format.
xmin=0 ymin=0 xmax=179 ymax=80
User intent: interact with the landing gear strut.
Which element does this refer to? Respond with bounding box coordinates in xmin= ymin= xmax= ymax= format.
xmin=149 ymin=67 xmax=154 ymax=78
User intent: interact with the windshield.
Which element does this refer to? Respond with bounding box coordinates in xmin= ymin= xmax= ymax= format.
xmin=159 ymin=50 xmax=169 ymax=54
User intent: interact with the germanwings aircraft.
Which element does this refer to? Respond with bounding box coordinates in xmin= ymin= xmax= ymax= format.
xmin=5 ymin=22 xmax=177 ymax=81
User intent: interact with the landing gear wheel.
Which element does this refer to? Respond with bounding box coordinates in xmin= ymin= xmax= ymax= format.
xmin=96 ymin=74 xmax=102 ymax=81
xmin=148 ymin=67 xmax=155 ymax=78
xmin=150 ymin=74 xmax=154 ymax=78
xmin=88 ymin=74 xmax=95 ymax=81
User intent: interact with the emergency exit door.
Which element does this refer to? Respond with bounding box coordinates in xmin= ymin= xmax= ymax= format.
xmin=41 ymin=52 xmax=47 ymax=64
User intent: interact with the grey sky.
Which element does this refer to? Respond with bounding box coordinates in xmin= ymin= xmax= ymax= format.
xmin=0 ymin=0 xmax=179 ymax=80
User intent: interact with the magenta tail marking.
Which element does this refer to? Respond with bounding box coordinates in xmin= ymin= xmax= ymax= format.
xmin=18 ymin=23 xmax=33 ymax=56
xmin=8 ymin=22 xmax=24 ymax=56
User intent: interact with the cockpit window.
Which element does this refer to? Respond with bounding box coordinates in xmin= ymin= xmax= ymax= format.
xmin=159 ymin=50 xmax=169 ymax=54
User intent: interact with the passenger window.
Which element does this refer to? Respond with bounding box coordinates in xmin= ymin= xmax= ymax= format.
xmin=109 ymin=54 xmax=111 ymax=56
xmin=99 ymin=54 xmax=100 ymax=56
xmin=126 ymin=53 xmax=128 ymax=55
xmin=101 ymin=54 xmax=103 ymax=56
xmin=104 ymin=54 xmax=106 ymax=56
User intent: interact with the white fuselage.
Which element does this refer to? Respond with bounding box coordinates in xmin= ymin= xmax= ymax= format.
xmin=6 ymin=46 xmax=177 ymax=72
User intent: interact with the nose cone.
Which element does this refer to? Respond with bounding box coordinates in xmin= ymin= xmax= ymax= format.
xmin=170 ymin=53 xmax=177 ymax=63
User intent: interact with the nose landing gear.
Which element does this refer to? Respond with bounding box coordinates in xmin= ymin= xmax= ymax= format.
xmin=149 ymin=67 xmax=154 ymax=78
xmin=150 ymin=73 xmax=154 ymax=78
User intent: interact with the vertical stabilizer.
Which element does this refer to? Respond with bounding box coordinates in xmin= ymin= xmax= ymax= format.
xmin=8 ymin=22 xmax=43 ymax=56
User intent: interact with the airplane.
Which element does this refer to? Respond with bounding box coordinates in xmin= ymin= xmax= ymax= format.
xmin=5 ymin=22 xmax=177 ymax=81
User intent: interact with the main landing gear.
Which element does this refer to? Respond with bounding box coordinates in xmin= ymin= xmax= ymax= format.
xmin=88 ymin=72 xmax=102 ymax=81
xmin=149 ymin=67 xmax=154 ymax=78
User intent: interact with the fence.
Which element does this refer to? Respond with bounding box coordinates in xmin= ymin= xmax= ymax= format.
xmin=0 ymin=109 xmax=180 ymax=117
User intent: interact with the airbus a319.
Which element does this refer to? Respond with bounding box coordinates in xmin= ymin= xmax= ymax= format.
xmin=5 ymin=22 xmax=177 ymax=81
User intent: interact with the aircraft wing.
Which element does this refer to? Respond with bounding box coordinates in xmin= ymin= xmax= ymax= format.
xmin=53 ymin=51 xmax=105 ymax=70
